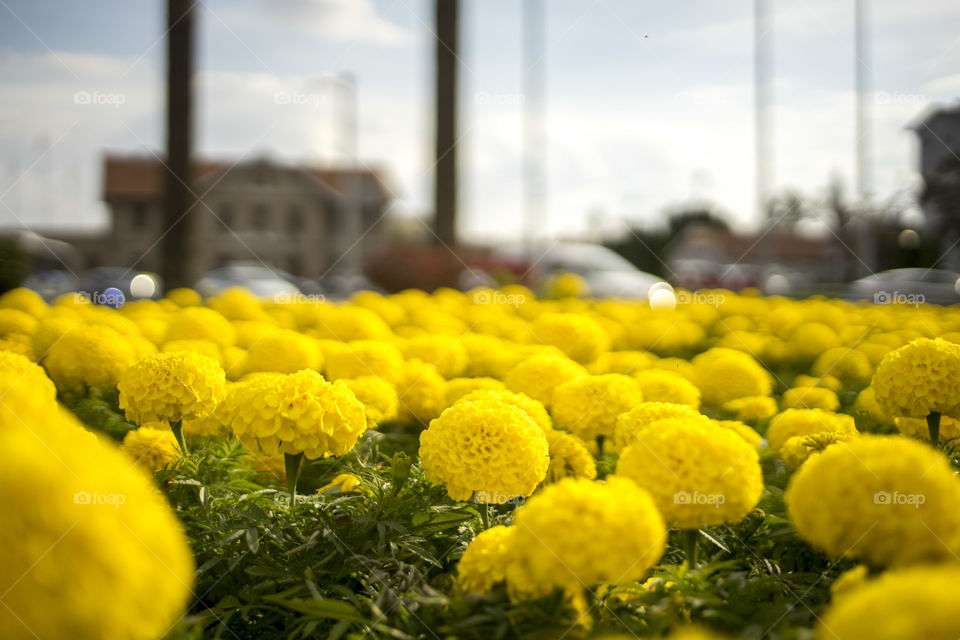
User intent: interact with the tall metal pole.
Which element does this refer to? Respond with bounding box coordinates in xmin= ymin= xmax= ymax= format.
xmin=163 ymin=0 xmax=197 ymax=288
xmin=523 ymin=0 xmax=546 ymax=249
xmin=434 ymin=0 xmax=459 ymax=246
xmin=855 ymin=0 xmax=870 ymax=199
xmin=754 ymin=0 xmax=772 ymax=223
xmin=336 ymin=73 xmax=362 ymax=275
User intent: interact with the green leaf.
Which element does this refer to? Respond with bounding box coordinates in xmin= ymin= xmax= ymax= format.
xmin=245 ymin=528 xmax=260 ymax=554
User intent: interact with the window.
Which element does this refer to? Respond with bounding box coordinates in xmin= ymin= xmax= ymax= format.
xmin=252 ymin=205 xmax=269 ymax=231
xmin=131 ymin=202 xmax=148 ymax=231
xmin=287 ymin=205 xmax=303 ymax=233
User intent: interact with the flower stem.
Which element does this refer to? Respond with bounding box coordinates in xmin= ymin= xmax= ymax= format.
xmin=927 ymin=411 xmax=941 ymax=447
xmin=683 ymin=529 xmax=699 ymax=568
xmin=285 ymin=452 xmax=303 ymax=501
xmin=171 ymin=420 xmax=188 ymax=454
xmin=479 ymin=502 xmax=490 ymax=530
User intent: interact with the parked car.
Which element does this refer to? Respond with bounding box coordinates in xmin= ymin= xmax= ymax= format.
xmin=195 ymin=263 xmax=300 ymax=299
xmin=847 ymin=268 xmax=960 ymax=306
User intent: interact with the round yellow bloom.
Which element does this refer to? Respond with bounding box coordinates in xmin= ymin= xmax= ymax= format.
xmin=691 ymin=347 xmax=773 ymax=406
xmin=543 ymin=271 xmax=590 ymax=299
xmin=460 ymin=333 xmax=524 ymax=378
xmin=0 ymin=403 xmax=193 ymax=640
xmin=632 ymin=368 xmax=701 ymax=408
xmin=221 ymin=370 xmax=366 ymax=458
xmin=781 ymin=386 xmax=840 ymax=411
xmin=787 ymin=323 xmax=841 ymax=362
xmin=720 ymin=395 xmax=778 ymax=422
xmin=895 ymin=415 xmax=960 ymax=442
xmin=311 ymin=306 xmax=393 ymax=341
xmin=818 ymin=565 xmax=960 ymax=640
xmin=0 ymin=287 xmax=48 ymax=317
xmin=786 ymin=435 xmax=960 ymax=568
xmin=503 ymin=354 xmax=588 ymax=408
xmin=616 ymin=418 xmax=764 ymax=528
xmin=340 ymin=376 xmax=398 ymax=427
xmin=444 ymin=376 xmax=506 ymax=407
xmin=400 ymin=334 xmax=468 ymax=378
xmin=241 ymin=328 xmax=322 ymax=374
xmin=455 ymin=389 xmax=553 ymax=432
xmin=457 ymin=525 xmax=516 ymax=594
xmin=0 ymin=350 xmax=56 ymax=401
xmin=44 ymin=325 xmax=141 ymax=390
xmin=118 ymin=351 xmax=226 ymax=424
xmin=0 ymin=333 xmax=35 ymax=360
xmin=812 ymin=347 xmax=873 ymax=382
xmin=509 ymin=477 xmax=666 ymax=595
xmin=791 ymin=373 xmax=842 ymax=392
xmin=551 ymin=374 xmax=643 ymax=441
xmin=419 ymin=398 xmax=549 ymax=503
xmin=779 ymin=430 xmax=857 ymax=469
xmin=829 ymin=564 xmax=868 ymax=601
xmin=164 ymin=306 xmax=236 ymax=347
xmin=854 ymin=386 xmax=893 ymax=426
xmin=612 ymin=401 xmax=705 ymax=450
xmin=586 ymin=350 xmax=658 ymax=375
xmin=395 ymin=358 xmax=447 ymax=425
xmin=530 ymin=312 xmax=610 ymax=363
xmin=208 ymin=287 xmax=270 ymax=321
xmin=543 ymin=428 xmax=597 ymax=483
xmin=323 ymin=340 xmax=404 ymax=384
xmin=0 ymin=308 xmax=37 ymax=337
xmin=122 ymin=425 xmax=180 ymax=471
xmin=165 ymin=287 xmax=202 ymax=306
xmin=872 ymin=338 xmax=960 ymax=418
xmin=765 ymin=409 xmax=857 ymax=452
xmin=713 ymin=419 xmax=763 ymax=448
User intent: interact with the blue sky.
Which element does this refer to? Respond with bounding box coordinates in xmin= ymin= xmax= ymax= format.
xmin=1 ymin=0 xmax=958 ymax=242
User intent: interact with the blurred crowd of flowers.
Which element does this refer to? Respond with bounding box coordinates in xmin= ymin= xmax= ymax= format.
xmin=2 ymin=281 xmax=960 ymax=639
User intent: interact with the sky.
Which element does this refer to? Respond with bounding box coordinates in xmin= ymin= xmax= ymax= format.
xmin=1 ymin=0 xmax=959 ymax=243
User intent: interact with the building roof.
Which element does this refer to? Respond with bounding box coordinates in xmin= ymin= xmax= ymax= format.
xmin=103 ymin=155 xmax=393 ymax=201
xmin=906 ymin=102 xmax=960 ymax=132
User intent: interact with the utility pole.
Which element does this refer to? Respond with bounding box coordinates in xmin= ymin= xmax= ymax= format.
xmin=754 ymin=0 xmax=772 ymax=224
xmin=434 ymin=0 xmax=459 ymax=246
xmin=163 ymin=0 xmax=197 ymax=288
xmin=523 ymin=0 xmax=546 ymax=250
xmin=855 ymin=0 xmax=870 ymax=200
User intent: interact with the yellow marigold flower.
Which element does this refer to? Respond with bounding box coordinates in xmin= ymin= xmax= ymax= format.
xmin=400 ymin=334 xmax=468 ymax=378
xmin=350 ymin=290 xmax=406 ymax=326
xmin=118 ymin=351 xmax=226 ymax=424
xmin=829 ymin=565 xmax=869 ymax=602
xmin=208 ymin=287 xmax=270 ymax=321
xmin=543 ymin=271 xmax=590 ymax=299
xmin=44 ymin=325 xmax=141 ymax=390
xmin=721 ymin=395 xmax=778 ymax=422
xmin=0 ymin=404 xmax=194 ymax=640
xmin=854 ymin=385 xmax=893 ymax=426
xmin=817 ymin=565 xmax=960 ymax=640
xmin=230 ymin=320 xmax=275 ymax=348
xmin=616 ymin=418 xmax=764 ymax=528
xmin=340 ymin=376 xmax=398 ymax=427
xmin=31 ymin=313 xmax=81 ymax=354
xmin=792 ymin=373 xmax=842 ymax=392
xmin=222 ymin=345 xmax=246 ymax=380
xmin=457 ymin=525 xmax=516 ymax=594
xmin=782 ymin=386 xmax=840 ymax=411
xmin=221 ymin=370 xmax=366 ymax=459
xmin=872 ymin=338 xmax=960 ymax=418
xmin=419 ymin=398 xmax=549 ymax=503
xmin=0 ymin=287 xmax=48 ymax=317
xmin=543 ymin=428 xmax=597 ymax=483
xmin=324 ymin=340 xmax=404 ymax=384
xmin=311 ymin=305 xmax=393 ymax=341
xmin=241 ymin=328 xmax=322 ymax=375
xmin=0 ymin=308 xmax=37 ymax=337
xmin=856 ymin=341 xmax=893 ymax=366
xmin=395 ymin=358 xmax=447 ymax=425
xmin=508 ymin=477 xmax=666 ymax=596
xmin=612 ymin=401 xmax=706 ymax=450
xmin=691 ymin=347 xmax=773 ymax=406
xmin=182 ymin=411 xmax=230 ymax=439
xmin=812 ymin=347 xmax=873 ymax=382
xmin=895 ymin=415 xmax=960 ymax=442
xmin=786 ymin=435 xmax=960 ymax=568
xmin=164 ymin=306 xmax=236 ymax=347
xmin=650 ymin=356 xmax=696 ymax=379
xmin=455 ymin=389 xmax=553 ymax=432
xmin=765 ymin=409 xmax=857 ymax=452
xmin=122 ymin=425 xmax=180 ymax=471
xmin=713 ymin=419 xmax=763 ymax=448
xmin=787 ymin=322 xmax=841 ymax=362
xmin=0 ymin=350 xmax=56 ymax=401
xmin=165 ymin=287 xmax=202 ymax=306
xmin=633 ymin=368 xmax=701 ymax=408
xmin=161 ymin=338 xmax=224 ymax=364
xmin=530 ymin=312 xmax=610 ymax=363
xmin=551 ymin=374 xmax=643 ymax=441
xmin=503 ymin=354 xmax=588 ymax=408
xmin=444 ymin=376 xmax=506 ymax=407
xmin=586 ymin=350 xmax=658 ymax=375
xmin=779 ymin=430 xmax=857 ymax=469
xmin=460 ymin=333 xmax=523 ymax=378
xmin=0 ymin=333 xmax=35 ymax=360
xmin=317 ymin=473 xmax=361 ymax=493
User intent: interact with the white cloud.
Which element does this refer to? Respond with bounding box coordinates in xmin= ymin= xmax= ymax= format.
xmin=262 ymin=0 xmax=412 ymax=46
